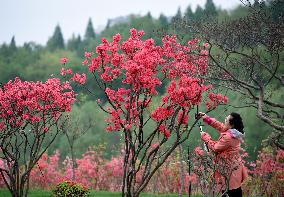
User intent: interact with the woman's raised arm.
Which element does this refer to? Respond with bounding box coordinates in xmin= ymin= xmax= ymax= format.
xmin=202 ymin=114 xmax=227 ymax=133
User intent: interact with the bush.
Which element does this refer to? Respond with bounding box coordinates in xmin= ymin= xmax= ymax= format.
xmin=52 ymin=180 xmax=90 ymax=197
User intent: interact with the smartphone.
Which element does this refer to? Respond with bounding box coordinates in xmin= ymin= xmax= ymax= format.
xmin=199 ymin=125 xmax=203 ymax=132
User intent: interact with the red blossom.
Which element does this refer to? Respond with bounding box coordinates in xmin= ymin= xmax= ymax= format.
xmin=60 ymin=57 xmax=69 ymax=64
xmin=70 ymin=73 xmax=87 ymax=84
xmin=82 ymin=59 xmax=88 ymax=65
xmin=194 ymin=146 xmax=205 ymax=156
xmin=0 ymin=77 xmax=76 ymax=132
xmin=84 ymin=52 xmax=93 ymax=58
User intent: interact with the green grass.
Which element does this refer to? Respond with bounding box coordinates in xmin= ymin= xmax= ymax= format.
xmin=0 ymin=189 xmax=201 ymax=197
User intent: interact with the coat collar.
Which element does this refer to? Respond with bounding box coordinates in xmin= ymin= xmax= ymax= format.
xmin=228 ymin=128 xmax=245 ymax=142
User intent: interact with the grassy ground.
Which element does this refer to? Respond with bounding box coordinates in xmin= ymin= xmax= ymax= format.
xmin=0 ymin=189 xmax=201 ymax=197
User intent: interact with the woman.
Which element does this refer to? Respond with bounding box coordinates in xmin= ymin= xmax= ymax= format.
xmin=198 ymin=112 xmax=248 ymax=197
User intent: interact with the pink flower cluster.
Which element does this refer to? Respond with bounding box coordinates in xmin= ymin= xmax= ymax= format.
xmin=159 ymin=124 xmax=171 ymax=138
xmin=70 ymin=73 xmax=87 ymax=84
xmin=206 ymin=92 xmax=228 ymax=109
xmin=25 ymin=148 xmax=199 ymax=194
xmin=242 ymin=148 xmax=284 ymax=196
xmin=61 ymin=68 xmax=73 ymax=76
xmin=252 ymin=149 xmax=284 ymax=178
xmin=194 ymin=146 xmax=205 ymax=156
xmin=60 ymin=57 xmax=69 ymax=64
xmin=60 ymin=57 xmax=86 ymax=85
xmin=152 ymin=106 xmax=175 ymax=122
xmin=167 ymin=77 xmax=207 ymax=107
xmin=0 ymin=77 xmax=76 ymax=132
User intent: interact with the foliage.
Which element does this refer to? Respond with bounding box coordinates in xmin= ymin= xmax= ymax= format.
xmin=52 ymin=180 xmax=89 ymax=197
xmin=185 ymin=1 xmax=284 ymax=148
xmin=243 ymin=146 xmax=284 ymax=196
xmin=84 ymin=18 xmax=96 ymax=41
xmin=47 ymin=25 xmax=65 ymax=51
xmin=0 ymin=78 xmax=76 ymax=197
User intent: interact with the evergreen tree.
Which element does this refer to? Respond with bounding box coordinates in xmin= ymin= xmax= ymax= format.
xmin=185 ymin=5 xmax=195 ymax=21
xmin=269 ymin=0 xmax=283 ymax=22
xmin=105 ymin=19 xmax=111 ymax=29
xmin=204 ymin=0 xmax=218 ymax=19
xmin=146 ymin=11 xmax=152 ymax=19
xmin=67 ymin=34 xmax=82 ymax=51
xmin=9 ymin=36 xmax=17 ymax=51
xmin=0 ymin=44 xmax=10 ymax=63
xmin=84 ymin=18 xmax=96 ymax=40
xmin=194 ymin=5 xmax=204 ymax=21
xmin=253 ymin=0 xmax=260 ymax=7
xmin=47 ymin=25 xmax=64 ymax=51
xmin=158 ymin=13 xmax=168 ymax=28
xmin=172 ymin=7 xmax=182 ymax=23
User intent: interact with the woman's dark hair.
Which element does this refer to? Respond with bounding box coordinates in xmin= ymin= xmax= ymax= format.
xmin=229 ymin=112 xmax=244 ymax=134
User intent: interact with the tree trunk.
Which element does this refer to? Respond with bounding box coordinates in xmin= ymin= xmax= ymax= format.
xmin=178 ymin=145 xmax=185 ymax=197
xmin=71 ymin=145 xmax=76 ymax=181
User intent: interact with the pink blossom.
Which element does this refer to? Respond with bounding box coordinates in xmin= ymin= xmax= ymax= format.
xmin=60 ymin=57 xmax=69 ymax=64
xmin=0 ymin=122 xmax=6 ymax=130
xmin=203 ymin=42 xmax=209 ymax=47
xmin=67 ymin=69 xmax=73 ymax=74
xmin=194 ymin=146 xmax=205 ymax=156
xmin=111 ymin=68 xmax=121 ymax=77
xmin=101 ymin=72 xmax=113 ymax=82
xmin=70 ymin=73 xmax=87 ymax=84
xmin=82 ymin=59 xmax=88 ymax=65
xmin=61 ymin=68 xmax=67 ymax=76
xmin=0 ymin=77 xmax=76 ymax=133
xmin=31 ymin=116 xmax=41 ymax=122
xmin=84 ymin=52 xmax=93 ymax=58
xmin=22 ymin=114 xmax=29 ymax=120
xmin=164 ymin=129 xmax=171 ymax=138
xmin=113 ymin=33 xmax=121 ymax=43
xmin=125 ymin=124 xmax=132 ymax=130
xmin=152 ymin=106 xmax=175 ymax=122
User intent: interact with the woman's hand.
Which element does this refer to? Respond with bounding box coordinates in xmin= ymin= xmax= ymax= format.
xmin=200 ymin=131 xmax=206 ymax=137
xmin=197 ymin=112 xmax=206 ymax=119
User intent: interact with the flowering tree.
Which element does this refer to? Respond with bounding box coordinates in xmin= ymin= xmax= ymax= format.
xmin=243 ymin=146 xmax=284 ymax=196
xmin=29 ymin=151 xmax=63 ymax=188
xmin=62 ymin=28 xmax=227 ymax=197
xmin=61 ymin=113 xmax=93 ymax=181
xmin=179 ymin=2 xmax=284 ymax=148
xmin=0 ymin=78 xmax=76 ymax=197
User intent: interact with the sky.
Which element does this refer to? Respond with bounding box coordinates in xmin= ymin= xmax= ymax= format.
xmin=0 ymin=0 xmax=242 ymax=46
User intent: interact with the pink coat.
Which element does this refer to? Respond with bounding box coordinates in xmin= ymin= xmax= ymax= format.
xmin=201 ymin=115 xmax=248 ymax=190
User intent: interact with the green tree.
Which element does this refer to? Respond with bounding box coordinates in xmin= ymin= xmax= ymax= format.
xmin=146 ymin=11 xmax=152 ymax=19
xmin=9 ymin=36 xmax=17 ymax=52
xmin=172 ymin=7 xmax=182 ymax=24
xmin=185 ymin=5 xmax=194 ymax=21
xmin=204 ymin=0 xmax=218 ymax=19
xmin=194 ymin=5 xmax=204 ymax=21
xmin=47 ymin=24 xmax=65 ymax=51
xmin=105 ymin=19 xmax=111 ymax=29
xmin=269 ymin=0 xmax=284 ymax=22
xmin=67 ymin=34 xmax=82 ymax=51
xmin=84 ymin=18 xmax=96 ymax=40
xmin=158 ymin=13 xmax=168 ymax=28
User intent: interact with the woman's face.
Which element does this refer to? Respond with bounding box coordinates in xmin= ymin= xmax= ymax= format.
xmin=224 ymin=115 xmax=233 ymax=129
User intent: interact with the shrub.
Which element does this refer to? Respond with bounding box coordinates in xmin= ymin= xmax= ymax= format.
xmin=52 ymin=180 xmax=89 ymax=197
